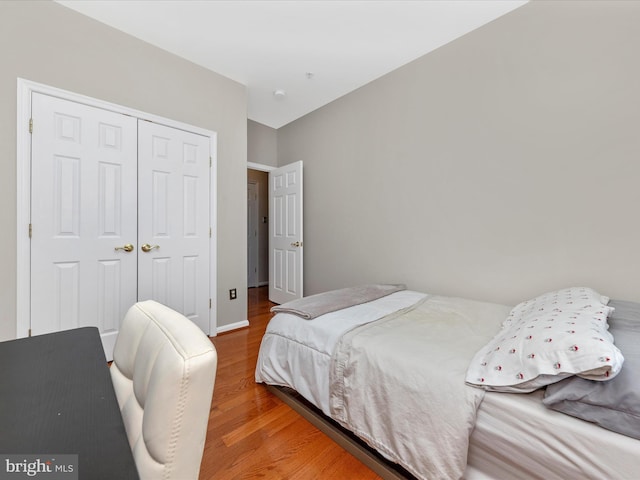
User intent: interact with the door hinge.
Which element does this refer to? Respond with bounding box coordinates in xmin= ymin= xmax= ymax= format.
xmin=28 ymin=223 xmax=32 ymax=238
xmin=209 ymin=298 xmax=212 ymax=309
xmin=209 ymin=227 xmax=212 ymax=238
xmin=29 ymin=118 xmax=33 ymax=134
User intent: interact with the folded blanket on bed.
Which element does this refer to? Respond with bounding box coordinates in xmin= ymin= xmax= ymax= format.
xmin=270 ymin=284 xmax=406 ymax=319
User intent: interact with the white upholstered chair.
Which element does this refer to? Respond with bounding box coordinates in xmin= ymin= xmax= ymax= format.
xmin=110 ymin=300 xmax=217 ymax=480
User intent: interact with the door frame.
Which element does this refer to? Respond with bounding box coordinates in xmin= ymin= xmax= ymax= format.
xmin=16 ymin=78 xmax=218 ymax=338
xmin=247 ymin=162 xmax=275 ymax=173
xmin=247 ymin=162 xmax=275 ymax=291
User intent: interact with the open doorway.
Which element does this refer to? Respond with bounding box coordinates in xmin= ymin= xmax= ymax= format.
xmin=248 ymin=168 xmax=270 ymax=289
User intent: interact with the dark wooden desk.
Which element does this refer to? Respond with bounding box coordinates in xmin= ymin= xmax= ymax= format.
xmin=0 ymin=327 xmax=139 ymax=479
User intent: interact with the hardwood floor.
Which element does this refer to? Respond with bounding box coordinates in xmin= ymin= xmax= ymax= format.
xmin=199 ymin=286 xmax=381 ymax=479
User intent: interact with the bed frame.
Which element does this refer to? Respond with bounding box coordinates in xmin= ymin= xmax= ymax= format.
xmin=265 ymin=385 xmax=415 ymax=480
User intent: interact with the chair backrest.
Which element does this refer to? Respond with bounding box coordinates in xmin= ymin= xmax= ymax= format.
xmin=110 ymin=300 xmax=217 ymax=480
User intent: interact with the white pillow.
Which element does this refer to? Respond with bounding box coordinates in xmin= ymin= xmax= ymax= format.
xmin=466 ymin=287 xmax=624 ymax=393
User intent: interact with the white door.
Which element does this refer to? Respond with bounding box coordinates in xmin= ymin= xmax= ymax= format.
xmin=30 ymin=93 xmax=138 ymax=358
xmin=248 ymin=182 xmax=258 ymax=288
xmin=137 ymin=120 xmax=211 ymax=333
xmin=269 ymin=161 xmax=303 ymax=304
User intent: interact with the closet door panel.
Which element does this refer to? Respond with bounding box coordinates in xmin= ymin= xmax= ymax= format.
xmin=30 ymin=93 xmax=138 ymax=360
xmin=137 ymin=120 xmax=211 ymax=334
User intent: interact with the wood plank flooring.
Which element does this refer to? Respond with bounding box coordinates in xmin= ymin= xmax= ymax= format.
xmin=199 ymin=286 xmax=381 ymax=479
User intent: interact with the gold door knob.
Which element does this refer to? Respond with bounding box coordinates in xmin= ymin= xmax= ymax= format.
xmin=290 ymin=241 xmax=303 ymax=247
xmin=115 ymin=244 xmax=134 ymax=252
xmin=141 ymin=243 xmax=160 ymax=253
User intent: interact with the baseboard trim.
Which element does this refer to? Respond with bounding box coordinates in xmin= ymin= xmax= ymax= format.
xmin=216 ymin=320 xmax=249 ymax=335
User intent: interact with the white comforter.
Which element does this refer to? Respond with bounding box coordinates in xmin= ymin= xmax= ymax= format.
xmin=329 ymin=295 xmax=510 ymax=480
xmin=256 ymin=290 xmax=428 ymax=415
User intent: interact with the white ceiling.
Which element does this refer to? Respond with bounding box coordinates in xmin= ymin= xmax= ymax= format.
xmin=56 ymin=0 xmax=528 ymax=129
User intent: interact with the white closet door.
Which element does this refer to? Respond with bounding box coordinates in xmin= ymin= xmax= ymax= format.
xmin=137 ymin=120 xmax=211 ymax=333
xmin=30 ymin=93 xmax=138 ymax=359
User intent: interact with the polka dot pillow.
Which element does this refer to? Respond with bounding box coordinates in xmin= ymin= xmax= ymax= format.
xmin=466 ymin=287 xmax=624 ymax=392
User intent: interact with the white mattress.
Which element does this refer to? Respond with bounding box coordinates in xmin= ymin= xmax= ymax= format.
xmin=466 ymin=389 xmax=640 ymax=480
xmin=255 ymin=291 xmax=640 ymax=479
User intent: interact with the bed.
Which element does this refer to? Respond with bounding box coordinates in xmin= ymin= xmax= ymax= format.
xmin=255 ymin=285 xmax=640 ymax=479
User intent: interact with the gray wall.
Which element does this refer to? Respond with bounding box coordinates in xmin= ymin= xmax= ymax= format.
xmin=248 ymin=120 xmax=278 ymax=167
xmin=247 ymin=121 xmax=276 ymax=287
xmin=278 ymin=0 xmax=640 ymax=305
xmin=0 ymin=0 xmax=248 ymax=340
